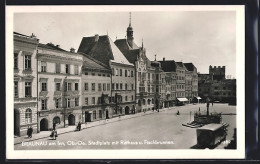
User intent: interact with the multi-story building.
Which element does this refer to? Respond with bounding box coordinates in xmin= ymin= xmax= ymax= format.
xmin=158 ymin=59 xmax=177 ymax=107
xmin=175 ymin=62 xmax=188 ymax=104
xmin=114 ymin=20 xmax=156 ymax=112
xmin=198 ymin=66 xmax=236 ymax=104
xmin=184 ymin=63 xmax=199 ymax=102
xmin=14 ymin=32 xmax=39 ymax=136
xmin=37 ymin=43 xmax=83 ymax=131
xmin=78 ymin=34 xmax=136 ymax=116
xmin=80 ymin=55 xmax=112 ymax=122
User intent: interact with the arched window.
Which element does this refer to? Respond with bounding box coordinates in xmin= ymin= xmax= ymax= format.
xmin=25 ymin=108 xmax=32 ymax=124
xmin=53 ymin=116 xmax=60 ymax=124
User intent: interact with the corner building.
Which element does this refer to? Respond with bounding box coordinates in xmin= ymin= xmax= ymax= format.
xmin=14 ymin=32 xmax=39 ymax=136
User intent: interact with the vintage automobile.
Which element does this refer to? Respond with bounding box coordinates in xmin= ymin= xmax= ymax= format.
xmin=196 ymin=123 xmax=227 ymax=148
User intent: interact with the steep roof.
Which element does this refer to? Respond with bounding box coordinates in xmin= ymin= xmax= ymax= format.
xmin=38 ymin=43 xmax=67 ymax=52
xmin=78 ymin=35 xmax=132 ymax=66
xmin=158 ymin=60 xmax=176 ymax=72
xmin=114 ymin=39 xmax=140 ymax=64
xmin=184 ymin=63 xmax=195 ymax=71
xmin=83 ymin=55 xmax=110 ymax=72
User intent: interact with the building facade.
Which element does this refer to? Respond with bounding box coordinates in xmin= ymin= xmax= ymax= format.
xmin=14 ymin=32 xmax=39 ymax=136
xmin=37 ymin=43 xmax=83 ymax=131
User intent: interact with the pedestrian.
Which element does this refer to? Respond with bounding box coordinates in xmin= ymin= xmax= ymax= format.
xmin=53 ymin=122 xmax=56 ymax=130
xmin=212 ymin=101 xmax=214 ymax=106
xmin=177 ymin=110 xmax=180 ymax=115
xmin=26 ymin=126 xmax=30 ymax=138
xmin=28 ymin=126 xmax=33 ymax=138
xmin=77 ymin=122 xmax=81 ymax=131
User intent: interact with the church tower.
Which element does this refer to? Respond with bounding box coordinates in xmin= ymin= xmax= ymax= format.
xmin=127 ymin=12 xmax=134 ymax=48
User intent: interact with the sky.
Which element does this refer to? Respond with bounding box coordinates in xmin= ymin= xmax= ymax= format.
xmin=14 ymin=11 xmax=236 ymax=77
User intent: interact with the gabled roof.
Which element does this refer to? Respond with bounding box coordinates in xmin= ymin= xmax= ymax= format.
xmin=78 ymin=35 xmax=132 ymax=66
xmin=83 ymin=55 xmax=111 ymax=72
xmin=184 ymin=63 xmax=195 ymax=71
xmin=114 ymin=39 xmax=140 ymax=64
xmin=158 ymin=60 xmax=176 ymax=72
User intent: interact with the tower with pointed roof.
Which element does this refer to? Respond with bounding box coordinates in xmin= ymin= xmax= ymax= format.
xmin=127 ymin=12 xmax=134 ymax=48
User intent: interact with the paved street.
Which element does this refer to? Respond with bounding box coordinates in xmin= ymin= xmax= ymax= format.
xmin=15 ymin=103 xmax=236 ymax=150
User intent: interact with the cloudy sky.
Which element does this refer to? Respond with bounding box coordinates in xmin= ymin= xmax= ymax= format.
xmin=14 ymin=10 xmax=236 ymax=77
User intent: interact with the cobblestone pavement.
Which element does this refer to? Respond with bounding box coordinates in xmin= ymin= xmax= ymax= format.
xmin=14 ymin=103 xmax=236 ymax=150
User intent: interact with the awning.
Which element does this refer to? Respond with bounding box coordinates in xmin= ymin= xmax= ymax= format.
xmin=196 ymin=97 xmax=202 ymax=100
xmin=177 ymin=98 xmax=189 ymax=102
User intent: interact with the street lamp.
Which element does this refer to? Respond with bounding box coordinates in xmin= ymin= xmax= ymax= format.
xmin=63 ymin=76 xmax=67 ymax=128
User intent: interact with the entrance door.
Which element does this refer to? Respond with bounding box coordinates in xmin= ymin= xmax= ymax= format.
xmin=14 ymin=109 xmax=20 ymax=136
xmin=68 ymin=114 xmax=75 ymax=125
xmin=85 ymin=112 xmax=92 ymax=122
xmin=40 ymin=118 xmax=48 ymax=131
xmin=106 ymin=111 xmax=109 ymax=119
xmin=125 ymin=106 xmax=130 ymax=115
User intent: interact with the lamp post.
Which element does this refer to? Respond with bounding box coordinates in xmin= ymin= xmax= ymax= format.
xmin=63 ymin=76 xmax=67 ymax=128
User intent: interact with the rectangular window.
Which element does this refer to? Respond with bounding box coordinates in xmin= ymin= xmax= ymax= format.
xmin=98 ymin=83 xmax=102 ymax=91
xmin=41 ymin=61 xmax=47 ymax=72
xmin=14 ymin=53 xmax=18 ymax=69
xmin=14 ymin=81 xmax=18 ymax=97
xmin=74 ymin=65 xmax=79 ymax=75
xmin=107 ymin=83 xmax=110 ymax=91
xmin=103 ymin=83 xmax=106 ymax=91
xmin=132 ymin=84 xmax=134 ymax=90
xmin=116 ymin=83 xmax=119 ymax=90
xmin=75 ymin=97 xmax=79 ymax=107
xmin=66 ymin=64 xmax=70 ymax=74
xmin=41 ymin=82 xmax=47 ymax=91
xmin=128 ymin=70 xmax=130 ymax=77
xmin=75 ymin=83 xmax=78 ymax=91
xmin=99 ymin=110 xmax=102 ymax=119
xmin=93 ymin=111 xmax=96 ymax=120
xmin=67 ymin=98 xmax=71 ymax=108
xmin=92 ymin=73 xmax=95 ymax=76
xmin=25 ymin=82 xmax=31 ymax=97
xmin=85 ymin=97 xmax=88 ymax=105
xmin=131 ymin=71 xmax=134 ymax=77
xmin=85 ymin=83 xmax=88 ymax=91
xmin=56 ymin=83 xmax=60 ymax=91
xmin=92 ymin=97 xmax=95 ymax=105
xmin=120 ymin=83 xmax=123 ymax=90
xmin=25 ymin=55 xmax=31 ymax=70
xmin=132 ymin=95 xmax=134 ymax=101
xmin=112 ymin=83 xmax=114 ymax=90
xmin=120 ymin=69 xmax=122 ymax=76
xmin=125 ymin=96 xmax=128 ymax=101
xmin=84 ymin=72 xmax=88 ymax=75
xmin=42 ymin=99 xmax=47 ymax=110
xmin=125 ymin=84 xmax=128 ymax=90
xmin=56 ymin=63 xmax=61 ymax=73
xmin=125 ymin=70 xmax=127 ymax=77
xmin=92 ymin=83 xmax=95 ymax=91
xmin=67 ymin=83 xmax=72 ymax=91
xmin=116 ymin=69 xmax=118 ymax=76
xmin=55 ymin=99 xmax=60 ymax=108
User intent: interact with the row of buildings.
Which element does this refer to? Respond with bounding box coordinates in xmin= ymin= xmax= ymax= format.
xmin=13 ymin=17 xmax=199 ymax=136
xmin=198 ymin=66 xmax=236 ymax=104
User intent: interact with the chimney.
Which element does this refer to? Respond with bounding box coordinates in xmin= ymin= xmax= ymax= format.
xmin=30 ymin=33 xmax=36 ymax=38
xmin=70 ymin=48 xmax=75 ymax=53
xmin=163 ymin=57 xmax=165 ymax=61
xmin=56 ymin=45 xmax=60 ymax=48
xmin=94 ymin=34 xmax=99 ymax=42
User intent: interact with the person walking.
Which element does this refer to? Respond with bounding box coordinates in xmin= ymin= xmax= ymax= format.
xmin=53 ymin=122 xmax=56 ymax=130
xmin=26 ymin=126 xmax=30 ymax=138
xmin=27 ymin=126 xmax=33 ymax=138
xmin=77 ymin=122 xmax=81 ymax=131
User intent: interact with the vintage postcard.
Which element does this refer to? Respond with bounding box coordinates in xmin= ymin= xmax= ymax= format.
xmin=6 ymin=5 xmax=245 ymax=159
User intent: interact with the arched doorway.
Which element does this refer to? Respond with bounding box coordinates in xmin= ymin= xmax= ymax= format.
xmin=125 ymin=106 xmax=130 ymax=115
xmin=14 ymin=109 xmax=20 ymax=136
xmin=68 ymin=114 xmax=75 ymax=125
xmin=40 ymin=118 xmax=48 ymax=131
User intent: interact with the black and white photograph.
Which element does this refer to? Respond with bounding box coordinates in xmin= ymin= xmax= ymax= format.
xmin=6 ymin=5 xmax=245 ymax=159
